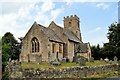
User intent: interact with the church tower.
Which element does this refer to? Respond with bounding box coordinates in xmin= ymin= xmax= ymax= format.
xmin=64 ymin=15 xmax=82 ymax=41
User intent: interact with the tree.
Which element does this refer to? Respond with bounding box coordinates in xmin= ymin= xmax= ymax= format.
xmin=103 ymin=23 xmax=120 ymax=60
xmin=2 ymin=32 xmax=20 ymax=71
xmin=91 ymin=44 xmax=102 ymax=60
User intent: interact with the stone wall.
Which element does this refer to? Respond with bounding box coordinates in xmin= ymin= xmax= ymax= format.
xmin=67 ymin=41 xmax=74 ymax=62
xmin=9 ymin=63 xmax=119 ymax=79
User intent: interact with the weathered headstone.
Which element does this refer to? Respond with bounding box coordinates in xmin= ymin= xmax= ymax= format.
xmin=90 ymin=57 xmax=94 ymax=63
xmin=76 ymin=55 xmax=81 ymax=63
xmin=78 ymin=56 xmax=86 ymax=66
xmin=35 ymin=54 xmax=42 ymax=64
xmin=52 ymin=59 xmax=61 ymax=66
xmin=100 ymin=58 xmax=103 ymax=61
xmin=104 ymin=57 xmax=109 ymax=63
xmin=113 ymin=56 xmax=118 ymax=62
xmin=109 ymin=60 xmax=113 ymax=64
xmin=62 ymin=58 xmax=67 ymax=62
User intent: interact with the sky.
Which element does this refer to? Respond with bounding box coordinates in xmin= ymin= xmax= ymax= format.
xmin=0 ymin=0 xmax=119 ymax=46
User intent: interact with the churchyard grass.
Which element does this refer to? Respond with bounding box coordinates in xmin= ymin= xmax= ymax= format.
xmin=21 ymin=62 xmax=79 ymax=69
xmin=21 ymin=60 xmax=115 ymax=69
xmin=21 ymin=60 xmax=119 ymax=79
xmin=86 ymin=60 xmax=107 ymax=66
xmin=84 ymin=71 xmax=119 ymax=79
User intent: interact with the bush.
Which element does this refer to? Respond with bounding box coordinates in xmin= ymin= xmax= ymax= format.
xmin=2 ymin=72 xmax=9 ymax=80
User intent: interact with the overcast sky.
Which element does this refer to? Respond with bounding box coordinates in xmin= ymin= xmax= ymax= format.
xmin=0 ymin=0 xmax=119 ymax=46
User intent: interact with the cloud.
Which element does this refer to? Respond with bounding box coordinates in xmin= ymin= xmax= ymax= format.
xmin=51 ymin=7 xmax=64 ymax=20
xmin=86 ymin=27 xmax=102 ymax=34
xmin=83 ymin=33 xmax=108 ymax=46
xmin=96 ymin=3 xmax=110 ymax=9
xmin=34 ymin=12 xmax=50 ymax=26
xmin=0 ymin=2 xmax=39 ymax=39
xmin=90 ymin=36 xmax=108 ymax=46
xmin=95 ymin=27 xmax=101 ymax=31
xmin=64 ymin=0 xmax=73 ymax=5
xmin=41 ymin=0 xmax=55 ymax=12
xmin=0 ymin=0 xmax=65 ymax=40
xmin=63 ymin=0 xmax=119 ymax=4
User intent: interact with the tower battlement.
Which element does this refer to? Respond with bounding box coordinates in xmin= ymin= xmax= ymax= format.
xmin=64 ymin=15 xmax=79 ymax=21
xmin=63 ymin=15 xmax=82 ymax=41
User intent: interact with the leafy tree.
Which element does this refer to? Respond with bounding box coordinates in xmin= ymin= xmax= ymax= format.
xmin=2 ymin=32 xmax=20 ymax=71
xmin=91 ymin=44 xmax=102 ymax=60
xmin=102 ymin=23 xmax=120 ymax=60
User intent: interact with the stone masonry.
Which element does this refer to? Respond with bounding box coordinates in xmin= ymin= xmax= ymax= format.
xmin=20 ymin=15 xmax=91 ymax=63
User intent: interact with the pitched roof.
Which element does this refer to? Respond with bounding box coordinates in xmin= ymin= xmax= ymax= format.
xmin=37 ymin=24 xmax=64 ymax=43
xmin=79 ymin=43 xmax=88 ymax=53
xmin=63 ymin=28 xmax=81 ymax=43
xmin=48 ymin=21 xmax=81 ymax=43
xmin=24 ymin=21 xmax=81 ymax=43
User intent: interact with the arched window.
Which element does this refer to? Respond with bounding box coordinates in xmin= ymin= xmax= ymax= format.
xmin=59 ymin=44 xmax=62 ymax=53
xmin=31 ymin=37 xmax=39 ymax=53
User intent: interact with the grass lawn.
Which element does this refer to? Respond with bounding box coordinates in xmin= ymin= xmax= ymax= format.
xmin=21 ymin=60 xmax=113 ymax=69
xmin=21 ymin=60 xmax=119 ymax=79
xmin=84 ymin=71 xmax=119 ymax=79
xmin=21 ymin=61 xmax=79 ymax=69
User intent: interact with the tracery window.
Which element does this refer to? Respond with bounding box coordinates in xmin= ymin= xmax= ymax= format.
xmin=31 ymin=37 xmax=39 ymax=53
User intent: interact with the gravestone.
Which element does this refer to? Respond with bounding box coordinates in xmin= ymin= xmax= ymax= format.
xmin=35 ymin=54 xmax=42 ymax=64
xmin=52 ymin=59 xmax=61 ymax=65
xmin=78 ymin=56 xmax=86 ymax=66
xmin=100 ymin=58 xmax=103 ymax=61
xmin=109 ymin=60 xmax=112 ymax=64
xmin=90 ymin=57 xmax=94 ymax=63
xmin=113 ymin=56 xmax=118 ymax=62
xmin=104 ymin=57 xmax=109 ymax=63
xmin=76 ymin=55 xmax=81 ymax=63
xmin=62 ymin=58 xmax=67 ymax=62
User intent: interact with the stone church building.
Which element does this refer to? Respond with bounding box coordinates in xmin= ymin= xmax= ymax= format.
xmin=20 ymin=15 xmax=91 ymax=63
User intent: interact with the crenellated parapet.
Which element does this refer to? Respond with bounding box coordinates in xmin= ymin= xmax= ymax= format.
xmin=64 ymin=15 xmax=79 ymax=21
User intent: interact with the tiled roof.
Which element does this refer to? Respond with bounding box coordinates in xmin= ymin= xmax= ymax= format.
xmin=63 ymin=28 xmax=81 ymax=43
xmin=48 ymin=21 xmax=81 ymax=43
xmin=79 ymin=43 xmax=88 ymax=53
xmin=37 ymin=24 xmax=64 ymax=43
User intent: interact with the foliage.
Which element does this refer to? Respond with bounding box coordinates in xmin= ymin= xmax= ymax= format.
xmin=2 ymin=72 xmax=9 ymax=80
xmin=85 ymin=71 xmax=119 ymax=79
xmin=91 ymin=44 xmax=102 ymax=60
xmin=102 ymin=23 xmax=120 ymax=60
xmin=91 ymin=23 xmax=120 ymax=60
xmin=2 ymin=32 xmax=20 ymax=72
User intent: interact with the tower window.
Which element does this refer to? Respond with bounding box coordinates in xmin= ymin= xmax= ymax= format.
xmin=69 ymin=22 xmax=71 ymax=26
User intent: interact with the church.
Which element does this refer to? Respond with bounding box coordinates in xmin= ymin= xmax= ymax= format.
xmin=20 ymin=15 xmax=91 ymax=63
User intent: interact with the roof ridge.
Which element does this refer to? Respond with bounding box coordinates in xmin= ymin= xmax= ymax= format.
xmin=50 ymin=29 xmax=64 ymax=43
